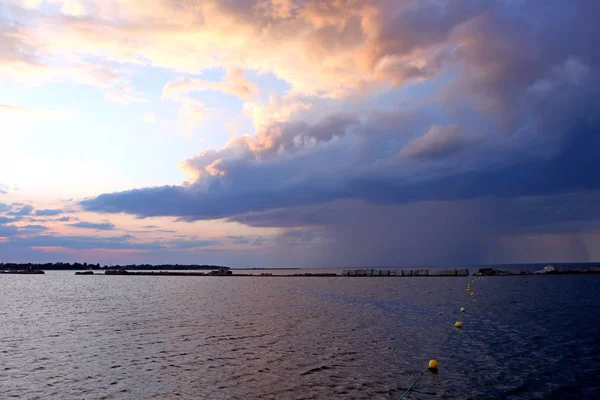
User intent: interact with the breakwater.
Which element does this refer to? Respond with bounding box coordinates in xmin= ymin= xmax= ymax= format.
xmin=341 ymin=268 xmax=469 ymax=277
xmin=75 ymin=268 xmax=468 ymax=277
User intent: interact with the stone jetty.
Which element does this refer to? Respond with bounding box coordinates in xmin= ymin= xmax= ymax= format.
xmin=341 ymin=268 xmax=469 ymax=277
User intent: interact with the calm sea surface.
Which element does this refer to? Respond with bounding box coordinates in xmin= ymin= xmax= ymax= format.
xmin=1 ymin=271 xmax=599 ymax=399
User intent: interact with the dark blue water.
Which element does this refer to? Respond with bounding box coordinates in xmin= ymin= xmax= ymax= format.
xmin=1 ymin=272 xmax=599 ymax=399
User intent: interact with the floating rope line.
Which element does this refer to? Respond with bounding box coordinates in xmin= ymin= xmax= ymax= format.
xmin=396 ymin=323 xmax=458 ymax=399
xmin=397 ymin=367 xmax=427 ymax=399
xmin=396 ymin=276 xmax=483 ymax=399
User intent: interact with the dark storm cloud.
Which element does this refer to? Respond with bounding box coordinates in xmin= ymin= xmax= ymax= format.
xmin=230 ymin=207 xmax=326 ymax=228
xmin=277 ymin=229 xmax=323 ymax=243
xmin=233 ymin=193 xmax=600 ymax=237
xmin=80 ymin=0 xmax=600 ymax=245
xmin=237 ymin=194 xmax=600 ymax=267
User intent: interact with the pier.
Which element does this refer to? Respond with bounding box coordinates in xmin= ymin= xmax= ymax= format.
xmin=341 ymin=268 xmax=469 ymax=277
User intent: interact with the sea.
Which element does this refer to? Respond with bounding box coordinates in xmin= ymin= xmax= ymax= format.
xmin=1 ymin=270 xmax=599 ymax=399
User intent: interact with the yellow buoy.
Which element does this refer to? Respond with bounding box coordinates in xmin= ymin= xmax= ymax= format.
xmin=460 ymin=307 xmax=465 ymax=312
xmin=455 ymin=321 xmax=463 ymax=328
xmin=428 ymin=359 xmax=439 ymax=369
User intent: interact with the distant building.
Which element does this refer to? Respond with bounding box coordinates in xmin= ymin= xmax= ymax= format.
xmin=209 ymin=267 xmax=232 ymax=275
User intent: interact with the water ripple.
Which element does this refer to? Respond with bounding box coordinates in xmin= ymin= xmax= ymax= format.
xmin=1 ymin=273 xmax=599 ymax=399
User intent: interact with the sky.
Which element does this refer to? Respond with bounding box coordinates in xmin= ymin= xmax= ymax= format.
xmin=1 ymin=0 xmax=599 ymax=268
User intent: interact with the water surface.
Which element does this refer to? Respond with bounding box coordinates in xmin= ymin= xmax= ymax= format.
xmin=1 ymin=272 xmax=599 ymax=399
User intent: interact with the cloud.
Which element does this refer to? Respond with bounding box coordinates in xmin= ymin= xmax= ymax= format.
xmin=0 ymin=13 xmax=139 ymax=103
xmin=160 ymin=68 xmax=259 ymax=131
xmin=68 ymin=221 xmax=116 ymax=230
xmin=3 ymin=231 xmax=220 ymax=252
xmin=224 ymin=194 xmax=600 ymax=266
xmin=0 ymin=225 xmax=19 ymax=237
xmin=78 ymin=0 xmax=600 ymax=226
xmin=398 ymin=125 xmax=478 ymax=160
xmin=165 ymin=239 xmax=221 ymax=249
xmin=81 ymin=98 xmax=600 ymax=221
xmin=35 ymin=208 xmax=63 ymax=216
xmin=0 ymin=216 xmax=22 ymax=224
xmin=5 ymin=0 xmax=600 ymax=266
xmin=0 ymin=16 xmax=43 ymax=79
xmin=251 ymin=236 xmax=267 ymax=246
xmin=227 ymin=235 xmax=250 ymax=245
xmin=162 ymin=68 xmax=259 ymax=102
xmin=3 ymin=0 xmax=596 ymax=106
xmin=19 ymin=224 xmax=49 ymax=233
xmin=8 ymin=204 xmax=34 ymax=216
xmin=0 ymin=184 xmax=7 ymax=194
xmin=230 ymin=206 xmax=327 ymax=228
xmin=10 ymin=234 xmax=161 ymax=251
xmin=2 ymin=0 xmax=485 ymax=99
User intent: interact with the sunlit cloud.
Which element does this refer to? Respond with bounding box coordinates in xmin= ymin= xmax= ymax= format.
xmin=163 ymin=68 xmax=259 ymax=102
xmin=2 ymin=0 xmax=468 ymax=98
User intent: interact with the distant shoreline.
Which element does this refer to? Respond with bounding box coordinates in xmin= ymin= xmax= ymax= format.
xmin=2 ymin=262 xmax=600 ymax=272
